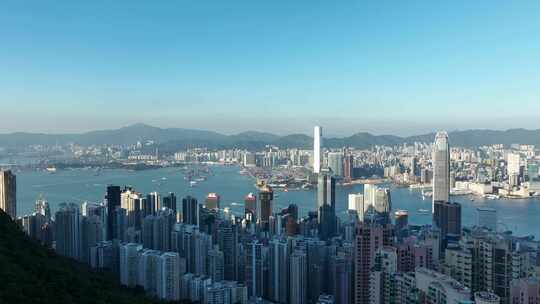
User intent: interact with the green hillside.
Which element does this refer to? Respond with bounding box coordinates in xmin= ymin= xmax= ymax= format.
xmin=0 ymin=210 xmax=169 ymax=304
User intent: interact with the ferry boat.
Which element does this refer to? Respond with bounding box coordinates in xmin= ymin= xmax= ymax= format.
xmin=409 ymin=184 xmax=432 ymax=190
xmin=484 ymin=194 xmax=500 ymax=200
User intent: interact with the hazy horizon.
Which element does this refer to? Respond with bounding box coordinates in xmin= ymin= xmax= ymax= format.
xmin=4 ymin=120 xmax=540 ymax=138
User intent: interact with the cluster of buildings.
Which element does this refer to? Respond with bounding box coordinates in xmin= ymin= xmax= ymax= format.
xmin=5 ymin=127 xmax=540 ymax=304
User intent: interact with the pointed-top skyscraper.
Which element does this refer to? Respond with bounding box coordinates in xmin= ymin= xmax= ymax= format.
xmin=313 ymin=126 xmax=322 ymax=174
xmin=432 ymin=131 xmax=450 ymax=212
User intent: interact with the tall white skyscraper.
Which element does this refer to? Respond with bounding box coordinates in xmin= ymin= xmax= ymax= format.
xmin=313 ymin=126 xmax=322 ymax=174
xmin=432 ymin=132 xmax=450 ymax=213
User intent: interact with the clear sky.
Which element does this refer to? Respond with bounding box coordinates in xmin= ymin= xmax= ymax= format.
xmin=1 ymin=0 xmax=539 ymax=136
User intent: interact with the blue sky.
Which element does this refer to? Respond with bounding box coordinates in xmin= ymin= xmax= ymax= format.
xmin=1 ymin=1 xmax=539 ymax=136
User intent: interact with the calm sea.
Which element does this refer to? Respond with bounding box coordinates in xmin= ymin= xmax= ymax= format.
xmin=13 ymin=165 xmax=540 ymax=238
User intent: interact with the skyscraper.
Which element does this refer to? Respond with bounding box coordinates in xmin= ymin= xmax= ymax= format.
xmin=269 ymin=238 xmax=289 ymax=304
xmin=55 ymin=203 xmax=81 ymax=260
xmin=313 ymin=126 xmax=322 ymax=174
xmin=432 ymin=132 xmax=450 ymax=213
xmin=157 ymin=252 xmax=181 ymax=301
xmin=81 ymin=215 xmax=103 ymax=263
xmin=433 ymin=201 xmax=461 ymax=241
xmin=244 ymin=192 xmax=257 ymax=217
xmin=245 ymin=240 xmax=267 ymax=298
xmin=257 ymin=184 xmax=273 ymax=229
xmin=120 ymin=243 xmax=143 ymax=287
xmin=145 ymin=191 xmax=160 ymax=216
xmin=327 ymin=152 xmax=344 ymax=178
xmin=289 ymin=250 xmax=307 ymax=304
xmin=348 ymin=193 xmax=366 ymax=221
xmin=162 ymin=192 xmax=177 ymax=215
xmin=317 ymin=168 xmax=335 ymax=210
xmin=34 ymin=195 xmax=51 ymax=220
xmin=394 ymin=210 xmax=409 ymax=233
xmin=204 ymin=193 xmax=220 ymax=211
xmin=182 ymin=196 xmax=198 ymax=225
xmin=317 ymin=169 xmax=336 ymax=240
xmin=507 ymin=152 xmax=521 ymax=186
xmin=106 ymin=185 xmax=121 ymax=240
xmin=121 ymin=187 xmax=143 ymax=229
xmin=343 ymin=153 xmax=353 ymax=181
xmin=217 ymin=222 xmax=239 ymax=281
xmin=354 ymin=223 xmax=393 ymax=304
xmin=0 ymin=170 xmax=16 ymax=219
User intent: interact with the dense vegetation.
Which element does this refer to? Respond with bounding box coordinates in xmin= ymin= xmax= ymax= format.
xmin=0 ymin=210 xmax=170 ymax=304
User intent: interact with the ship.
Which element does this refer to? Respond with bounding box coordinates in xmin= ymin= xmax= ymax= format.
xmin=46 ymin=166 xmax=57 ymax=173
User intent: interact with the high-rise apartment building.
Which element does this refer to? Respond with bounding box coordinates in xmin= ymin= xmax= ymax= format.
xmin=327 ymin=152 xmax=344 ymax=178
xmin=120 ymin=243 xmax=143 ymax=287
xmin=182 ymin=196 xmax=199 ymax=225
xmin=354 ymin=223 xmax=393 ymax=304
xmin=244 ymin=192 xmax=257 ymax=217
xmin=106 ymin=185 xmax=121 ymax=240
xmin=121 ymin=187 xmax=143 ymax=229
xmin=205 ymin=192 xmax=220 ymax=211
xmin=290 ymin=250 xmax=308 ymax=304
xmin=257 ymin=184 xmax=273 ymax=229
xmin=0 ymin=170 xmax=16 ymax=219
xmin=55 ymin=203 xmax=82 ymax=260
xmin=157 ymin=252 xmax=180 ymax=301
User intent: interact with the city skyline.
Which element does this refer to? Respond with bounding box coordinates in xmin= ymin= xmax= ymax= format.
xmin=2 ymin=1 xmax=540 ymax=135
xmin=3 ymin=2 xmax=540 ymax=303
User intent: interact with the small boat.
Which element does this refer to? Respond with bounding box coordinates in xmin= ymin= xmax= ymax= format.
xmin=190 ymin=181 xmax=197 ymax=187
xmin=418 ymin=208 xmax=430 ymax=214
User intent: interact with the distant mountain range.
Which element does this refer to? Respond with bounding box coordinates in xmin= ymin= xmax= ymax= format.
xmin=1 ymin=123 xmax=540 ymax=150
